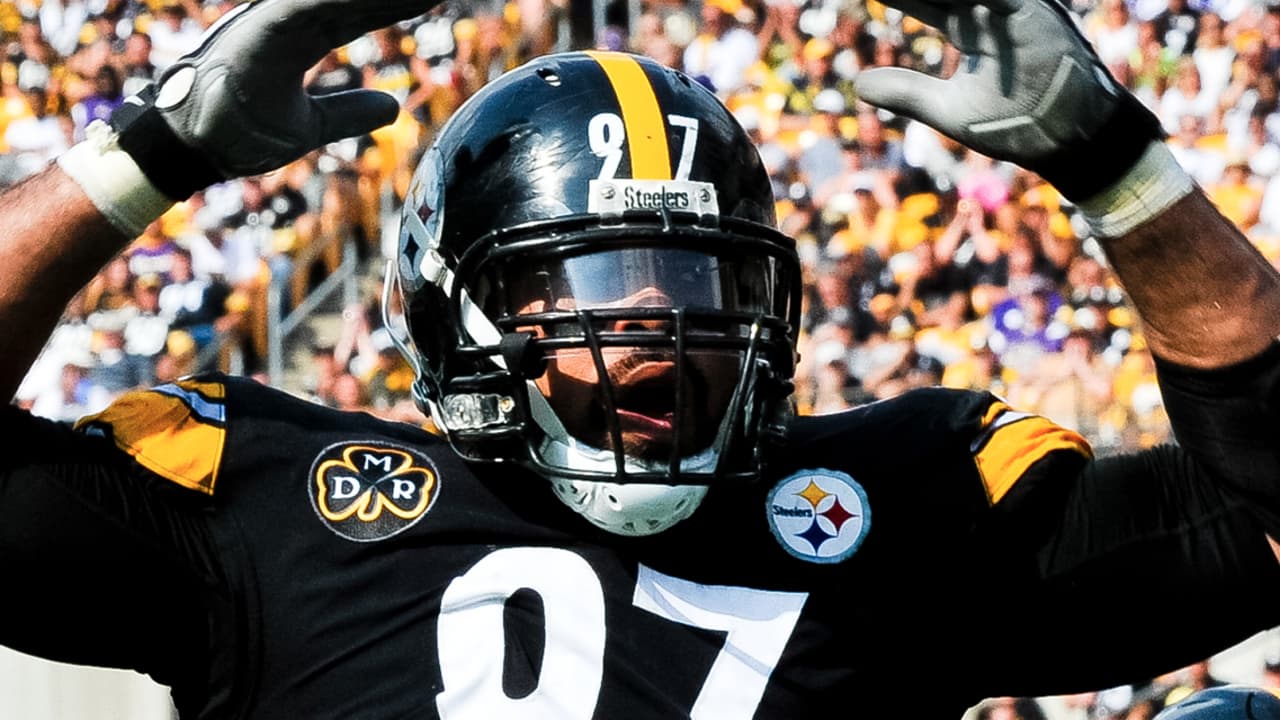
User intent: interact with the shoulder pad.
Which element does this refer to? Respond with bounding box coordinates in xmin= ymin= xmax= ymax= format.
xmin=74 ymin=378 xmax=227 ymax=495
xmin=971 ymin=400 xmax=1092 ymax=505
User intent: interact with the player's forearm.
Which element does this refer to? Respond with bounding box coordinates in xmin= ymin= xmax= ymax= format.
xmin=1095 ymin=185 xmax=1280 ymax=369
xmin=0 ymin=165 xmax=129 ymax=401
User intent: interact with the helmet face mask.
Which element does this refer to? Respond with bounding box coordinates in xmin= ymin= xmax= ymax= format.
xmin=385 ymin=51 xmax=801 ymax=535
xmin=476 ymin=240 xmax=789 ymax=476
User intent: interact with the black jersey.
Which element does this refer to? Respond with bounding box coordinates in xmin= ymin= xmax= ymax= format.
xmin=2 ymin=373 xmax=1279 ymax=719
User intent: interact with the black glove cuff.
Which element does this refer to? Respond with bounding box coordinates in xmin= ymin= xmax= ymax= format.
xmin=109 ymin=84 xmax=225 ymax=201
xmin=1031 ymin=91 xmax=1167 ymax=203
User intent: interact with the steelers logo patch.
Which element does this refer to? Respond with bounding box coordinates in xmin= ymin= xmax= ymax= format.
xmin=399 ymin=147 xmax=446 ymax=292
xmin=766 ymin=469 xmax=870 ymax=564
xmin=309 ymin=441 xmax=439 ymax=542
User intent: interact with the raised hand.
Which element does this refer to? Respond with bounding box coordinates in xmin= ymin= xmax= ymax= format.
xmin=856 ymin=0 xmax=1164 ymax=201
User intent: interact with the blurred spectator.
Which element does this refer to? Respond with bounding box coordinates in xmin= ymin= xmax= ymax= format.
xmin=1004 ymin=224 xmax=1059 ymax=297
xmin=306 ymin=49 xmax=363 ymax=96
xmin=1167 ymin=113 xmax=1226 ymax=185
xmin=989 ymin=279 xmax=1069 ymax=375
xmin=757 ymin=0 xmax=805 ymax=77
xmin=361 ymin=26 xmax=415 ymax=106
xmin=118 ymin=31 xmax=156 ymax=97
xmin=123 ymin=272 xmax=172 ymax=376
xmin=1110 ymin=339 xmax=1171 ymax=448
xmin=783 ymin=36 xmax=855 ymax=115
xmin=1010 ymin=328 xmax=1112 ymax=432
xmin=1152 ymin=0 xmax=1201 ymax=56
xmin=1206 ymin=153 xmax=1263 ymax=230
xmin=69 ymin=62 xmax=122 ymax=141
xmin=127 ymin=218 xmax=183 ymax=282
xmin=935 ymin=197 xmax=1009 ymax=318
xmin=1130 ymin=20 xmax=1179 ymax=105
xmin=9 ymin=20 xmax=59 ymax=98
xmin=1191 ymin=12 xmax=1234 ymax=102
xmin=1225 ymin=101 xmax=1280 ymax=180
xmin=902 ymin=119 xmax=965 ymax=190
xmin=158 ymin=248 xmax=231 ymax=350
xmin=1159 ymin=57 xmax=1218 ymax=134
xmin=363 ymin=327 xmax=414 ymax=411
xmin=842 ymin=174 xmax=901 ymax=258
xmin=795 ymin=88 xmax=848 ymax=191
xmin=453 ymin=11 xmax=519 ymax=98
xmin=1264 ymin=6 xmax=1280 ymax=75
xmin=956 ymin=150 xmax=1011 ymax=216
xmin=331 ymin=371 xmax=369 ymax=412
xmin=941 ymin=333 xmax=1007 ymax=395
xmin=903 ymin=237 xmax=971 ymax=339
xmin=682 ymin=0 xmax=758 ymax=96
xmin=27 ymin=358 xmax=108 ymax=422
xmin=154 ymin=329 xmax=199 ymax=384
xmin=147 ymin=0 xmax=206 ymax=73
xmin=3 ymin=85 xmax=68 ymax=181
xmin=83 ymin=255 xmax=135 ymax=314
xmin=1088 ymin=0 xmax=1141 ymax=68
xmin=852 ymin=107 xmax=907 ymax=185
xmin=38 ymin=0 xmax=88 ymax=59
xmin=220 ymin=175 xmax=307 ymax=305
xmin=303 ymin=341 xmax=342 ymax=406
xmin=847 ymin=291 xmax=914 ymax=399
xmin=1125 ymin=698 xmax=1164 ymax=720
xmin=514 ymin=0 xmax=565 ymax=59
xmin=87 ymin=309 xmax=150 ymax=394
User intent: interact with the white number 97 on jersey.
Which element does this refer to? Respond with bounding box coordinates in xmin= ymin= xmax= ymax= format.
xmin=435 ymin=547 xmax=807 ymax=719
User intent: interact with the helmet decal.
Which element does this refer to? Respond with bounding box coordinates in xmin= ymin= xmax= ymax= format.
xmin=584 ymin=51 xmax=671 ymax=180
xmin=399 ymin=146 xmax=446 ymax=293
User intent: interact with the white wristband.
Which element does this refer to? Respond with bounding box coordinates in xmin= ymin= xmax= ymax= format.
xmin=1076 ymin=141 xmax=1195 ymax=238
xmin=56 ymin=120 xmax=174 ymax=238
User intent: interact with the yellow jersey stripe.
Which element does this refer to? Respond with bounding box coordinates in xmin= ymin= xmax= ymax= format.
xmin=75 ymin=379 xmax=226 ymax=495
xmin=585 ymin=51 xmax=671 ymax=180
xmin=973 ymin=402 xmax=1092 ymax=505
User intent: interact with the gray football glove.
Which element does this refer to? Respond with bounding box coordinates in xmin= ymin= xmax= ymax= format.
xmin=109 ymin=0 xmax=432 ymax=199
xmin=855 ymin=0 xmax=1164 ymax=201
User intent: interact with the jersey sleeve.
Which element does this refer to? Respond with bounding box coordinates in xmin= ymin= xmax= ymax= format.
xmin=968 ymin=400 xmax=1094 ymax=507
xmin=74 ymin=378 xmax=228 ymax=495
xmin=956 ymin=442 xmax=1280 ymax=702
xmin=0 ymin=384 xmax=225 ymax=687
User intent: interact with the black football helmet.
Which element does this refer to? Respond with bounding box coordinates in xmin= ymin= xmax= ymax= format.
xmin=385 ymin=51 xmax=801 ymax=535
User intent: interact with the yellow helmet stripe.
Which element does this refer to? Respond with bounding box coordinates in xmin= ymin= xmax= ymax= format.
xmin=585 ymin=51 xmax=671 ymax=180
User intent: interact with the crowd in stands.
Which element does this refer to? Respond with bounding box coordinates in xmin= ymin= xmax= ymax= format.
xmin=6 ymin=0 xmax=1280 ymax=711
xmin=973 ymin=655 xmax=1280 ymax=719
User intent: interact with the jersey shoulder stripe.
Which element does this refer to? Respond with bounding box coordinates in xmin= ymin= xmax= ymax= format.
xmin=971 ymin=400 xmax=1092 ymax=505
xmin=74 ymin=378 xmax=227 ymax=495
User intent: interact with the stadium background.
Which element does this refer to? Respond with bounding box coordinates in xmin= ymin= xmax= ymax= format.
xmin=4 ymin=0 xmax=1280 ymax=716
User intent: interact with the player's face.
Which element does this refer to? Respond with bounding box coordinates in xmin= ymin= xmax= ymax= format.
xmin=523 ymin=292 xmax=740 ymax=462
xmin=502 ymin=248 xmax=762 ymax=462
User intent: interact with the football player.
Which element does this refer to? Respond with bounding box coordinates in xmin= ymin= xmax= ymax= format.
xmin=2 ymin=0 xmax=1280 ymax=717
